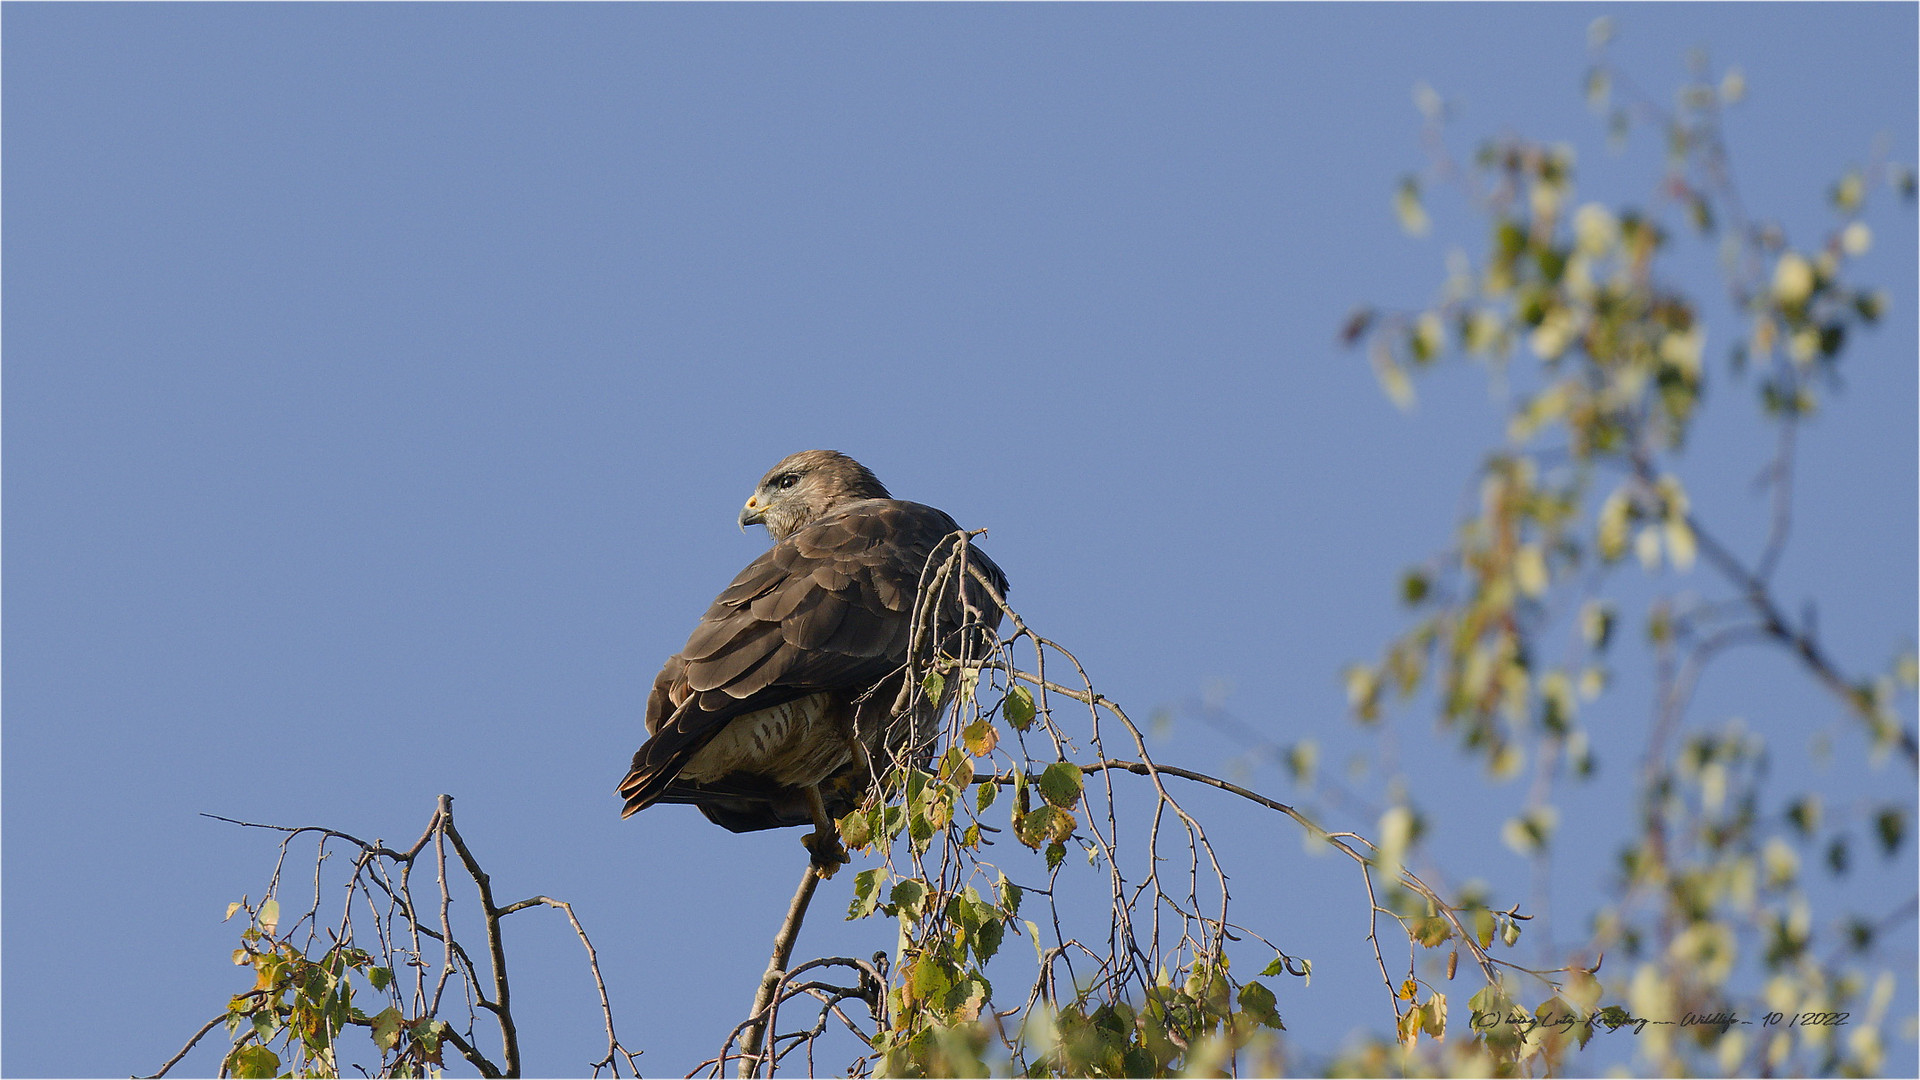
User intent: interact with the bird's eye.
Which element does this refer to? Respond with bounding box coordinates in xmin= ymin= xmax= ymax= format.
xmin=773 ymin=473 xmax=799 ymax=490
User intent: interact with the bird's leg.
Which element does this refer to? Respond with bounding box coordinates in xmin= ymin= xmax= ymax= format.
xmin=799 ymin=784 xmax=848 ymax=878
xmin=843 ymin=732 xmax=877 ymax=781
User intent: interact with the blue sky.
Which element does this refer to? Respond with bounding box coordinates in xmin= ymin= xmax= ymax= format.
xmin=5 ymin=4 xmax=1914 ymax=1076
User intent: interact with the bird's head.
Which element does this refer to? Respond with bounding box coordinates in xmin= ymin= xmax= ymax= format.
xmin=740 ymin=450 xmax=892 ymax=541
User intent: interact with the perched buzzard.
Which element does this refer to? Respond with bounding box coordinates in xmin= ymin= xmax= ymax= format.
xmin=618 ymin=450 xmax=1008 ymax=873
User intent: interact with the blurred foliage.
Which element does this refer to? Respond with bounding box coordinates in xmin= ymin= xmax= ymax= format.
xmin=1332 ymin=17 xmax=1915 ymax=1077
xmin=166 ymin=21 xmax=1913 ymax=1080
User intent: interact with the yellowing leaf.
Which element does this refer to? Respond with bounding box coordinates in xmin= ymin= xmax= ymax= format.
xmin=1413 ymin=312 xmax=1446 ymax=363
xmin=227 ymin=1045 xmax=282 ymax=1080
xmin=1773 ymin=252 xmax=1814 ymax=305
xmin=1635 ymin=525 xmax=1662 ymax=570
xmin=1423 ymin=992 xmax=1448 ymax=1037
xmin=371 ymin=1006 xmax=404 ymax=1052
xmin=1574 ymin=203 xmax=1617 ymax=255
xmin=1513 ymin=545 xmax=1548 ymax=598
xmin=1842 ymin=221 xmax=1872 ymax=257
xmin=1719 ymin=67 xmax=1746 ymax=104
xmin=1373 ymin=348 xmax=1416 ymax=412
xmin=1664 ymin=518 xmax=1697 ymax=571
xmin=1502 ymin=817 xmax=1537 ymax=856
xmin=1490 ymin=742 xmax=1525 ymax=779
xmin=1529 ymin=309 xmax=1577 ymax=360
xmin=1597 ymin=490 xmax=1631 ymax=562
xmin=962 ymin=719 xmax=998 ymax=757
xmin=1395 ymin=177 xmax=1431 ymax=237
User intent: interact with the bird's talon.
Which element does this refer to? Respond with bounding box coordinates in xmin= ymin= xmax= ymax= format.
xmin=802 ymin=830 xmax=847 ymax=878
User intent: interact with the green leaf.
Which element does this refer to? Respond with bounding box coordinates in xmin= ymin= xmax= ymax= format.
xmin=371 ymin=1006 xmax=404 ymax=1052
xmin=889 ymin=878 xmax=928 ymax=920
xmin=1036 ymin=762 xmax=1085 ymax=808
xmin=367 ymin=966 xmax=392 ymax=993
xmin=1018 ymin=805 xmax=1077 ymax=848
xmin=1238 ymin=981 xmax=1285 ymax=1029
xmin=937 ymin=746 xmax=971 ymax=789
xmin=412 ymin=1018 xmax=446 ymax=1064
xmin=847 ymin=868 xmax=887 ymax=920
xmin=1469 ymin=985 xmax=1520 ymax=1050
xmin=946 ymin=974 xmax=990 ymax=1022
xmin=910 ymin=953 xmax=951 ymax=1002
xmin=1016 ymin=805 xmax=1054 ymax=848
xmin=837 ymin=808 xmax=873 ymax=850
xmin=1003 ymin=686 xmax=1037 ymax=730
xmin=1400 ymin=569 xmax=1430 ymax=606
xmin=975 ymin=917 xmax=1005 ymax=964
xmin=998 ymin=875 xmax=1023 ymax=918
xmin=258 ymin=899 xmax=280 ymax=937
xmin=1045 ymin=840 xmax=1067 ymax=871
xmin=976 ymin=779 xmax=998 ymax=813
xmin=1473 ymin=908 xmax=1496 ymax=950
xmin=1876 ymin=807 xmax=1907 ymax=855
xmin=1413 ymin=916 xmax=1452 ymax=947
xmin=921 ymin=671 xmax=946 ymax=701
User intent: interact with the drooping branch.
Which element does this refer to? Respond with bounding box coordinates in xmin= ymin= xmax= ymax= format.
xmin=1619 ymin=449 xmax=1920 ymax=768
xmin=495 ymin=895 xmax=643 ymax=1077
xmin=970 ymin=756 xmax=1505 ymax=986
xmin=169 ymin=796 xmax=641 ymax=1078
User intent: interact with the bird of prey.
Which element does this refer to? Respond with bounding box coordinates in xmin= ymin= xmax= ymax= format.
xmin=618 ymin=450 xmax=1009 ymax=874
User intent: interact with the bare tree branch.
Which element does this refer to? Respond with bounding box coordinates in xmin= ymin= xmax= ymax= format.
xmin=736 ymin=864 xmax=824 ymax=1078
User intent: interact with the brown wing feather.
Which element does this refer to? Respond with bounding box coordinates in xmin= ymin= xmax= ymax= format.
xmin=618 ymin=499 xmax=1008 ymax=818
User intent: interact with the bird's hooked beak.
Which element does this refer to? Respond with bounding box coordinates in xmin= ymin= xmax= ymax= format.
xmin=739 ymin=494 xmax=766 ymax=532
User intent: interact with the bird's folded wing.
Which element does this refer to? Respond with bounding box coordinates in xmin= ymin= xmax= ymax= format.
xmin=618 ymin=501 xmax=972 ymax=815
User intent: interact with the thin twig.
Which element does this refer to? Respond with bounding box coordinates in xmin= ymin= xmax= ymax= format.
xmin=498 ymin=896 xmax=643 ymax=1077
xmin=440 ymin=808 xmax=522 ymax=1078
